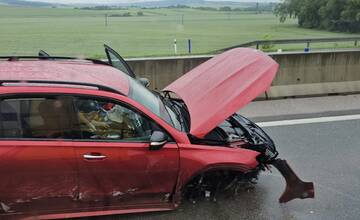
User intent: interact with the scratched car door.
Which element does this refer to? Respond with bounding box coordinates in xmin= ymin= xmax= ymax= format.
xmin=73 ymin=97 xmax=179 ymax=209
xmin=0 ymin=96 xmax=79 ymax=215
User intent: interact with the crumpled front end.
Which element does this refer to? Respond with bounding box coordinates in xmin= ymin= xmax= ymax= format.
xmin=199 ymin=113 xmax=315 ymax=203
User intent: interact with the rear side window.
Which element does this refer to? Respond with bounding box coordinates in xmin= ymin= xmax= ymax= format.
xmin=0 ymin=97 xmax=80 ymax=139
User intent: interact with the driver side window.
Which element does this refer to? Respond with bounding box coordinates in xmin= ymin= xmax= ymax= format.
xmin=75 ymin=98 xmax=162 ymax=142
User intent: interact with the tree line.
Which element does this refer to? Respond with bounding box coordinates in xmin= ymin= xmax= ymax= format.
xmin=275 ymin=0 xmax=360 ymax=33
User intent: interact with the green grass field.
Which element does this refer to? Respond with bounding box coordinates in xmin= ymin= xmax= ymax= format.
xmin=0 ymin=5 xmax=359 ymax=58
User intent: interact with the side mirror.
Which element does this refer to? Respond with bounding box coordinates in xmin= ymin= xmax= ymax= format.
xmin=149 ymin=131 xmax=168 ymax=151
xmin=138 ymin=78 xmax=150 ymax=88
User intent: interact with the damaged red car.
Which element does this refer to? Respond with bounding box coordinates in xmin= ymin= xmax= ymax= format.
xmin=0 ymin=46 xmax=314 ymax=219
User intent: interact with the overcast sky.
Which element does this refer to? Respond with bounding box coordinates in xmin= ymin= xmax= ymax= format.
xmin=26 ymin=0 xmax=279 ymax=4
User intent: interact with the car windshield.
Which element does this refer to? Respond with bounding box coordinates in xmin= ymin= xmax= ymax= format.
xmin=128 ymin=76 xmax=181 ymax=130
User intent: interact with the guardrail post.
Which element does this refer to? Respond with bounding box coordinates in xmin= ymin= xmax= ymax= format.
xmin=188 ymin=39 xmax=192 ymax=54
xmin=265 ymin=91 xmax=269 ymax=100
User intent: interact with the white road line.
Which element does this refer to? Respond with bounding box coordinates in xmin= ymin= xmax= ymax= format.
xmin=257 ymin=114 xmax=360 ymax=127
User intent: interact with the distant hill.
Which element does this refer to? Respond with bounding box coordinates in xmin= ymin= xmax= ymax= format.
xmin=115 ymin=1 xmax=275 ymax=11
xmin=122 ymin=0 xmax=205 ymax=7
xmin=0 ymin=0 xmax=57 ymax=7
xmin=0 ymin=0 xmax=278 ymax=8
xmin=116 ymin=0 xmax=276 ymax=8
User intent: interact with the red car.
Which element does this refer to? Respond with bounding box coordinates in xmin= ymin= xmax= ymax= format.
xmin=0 ymin=46 xmax=314 ymax=219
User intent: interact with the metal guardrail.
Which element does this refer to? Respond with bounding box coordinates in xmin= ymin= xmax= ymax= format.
xmin=218 ymin=37 xmax=360 ymax=52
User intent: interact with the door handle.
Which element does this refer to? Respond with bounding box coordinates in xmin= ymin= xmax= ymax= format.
xmin=83 ymin=153 xmax=107 ymax=160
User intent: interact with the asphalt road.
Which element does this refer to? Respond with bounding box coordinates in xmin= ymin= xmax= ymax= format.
xmin=96 ymin=117 xmax=360 ymax=220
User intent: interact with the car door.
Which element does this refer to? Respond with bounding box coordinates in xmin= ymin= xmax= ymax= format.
xmin=104 ymin=44 xmax=136 ymax=78
xmin=0 ymin=96 xmax=79 ymax=215
xmin=72 ymin=96 xmax=179 ymax=209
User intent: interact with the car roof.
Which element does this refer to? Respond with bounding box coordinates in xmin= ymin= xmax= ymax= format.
xmin=0 ymin=60 xmax=130 ymax=95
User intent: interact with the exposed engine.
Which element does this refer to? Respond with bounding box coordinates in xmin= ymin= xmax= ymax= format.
xmin=189 ymin=113 xmax=278 ymax=164
xmin=164 ymin=97 xmax=278 ymax=163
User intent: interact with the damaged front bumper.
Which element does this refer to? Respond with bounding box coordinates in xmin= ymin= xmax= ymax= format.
xmin=271 ymin=159 xmax=315 ymax=203
xmin=231 ymin=114 xmax=315 ymax=203
xmin=185 ymin=114 xmax=315 ymax=203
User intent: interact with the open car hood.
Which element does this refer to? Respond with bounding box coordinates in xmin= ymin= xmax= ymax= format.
xmin=163 ymin=48 xmax=279 ymax=138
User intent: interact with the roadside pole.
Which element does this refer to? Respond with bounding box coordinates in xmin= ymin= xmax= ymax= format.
xmin=188 ymin=39 xmax=192 ymax=54
xmin=174 ymin=39 xmax=177 ymax=54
